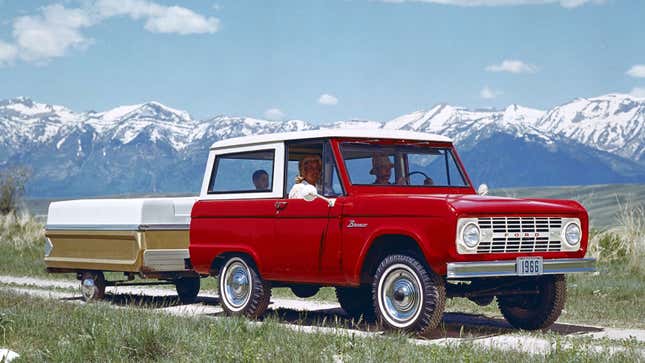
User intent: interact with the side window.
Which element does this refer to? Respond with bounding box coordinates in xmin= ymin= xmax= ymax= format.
xmin=322 ymin=142 xmax=344 ymax=197
xmin=284 ymin=140 xmax=344 ymax=198
xmin=208 ymin=149 xmax=275 ymax=193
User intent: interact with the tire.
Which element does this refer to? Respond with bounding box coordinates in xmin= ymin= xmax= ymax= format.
xmin=291 ymin=285 xmax=320 ymax=299
xmin=175 ymin=276 xmax=200 ymax=304
xmin=372 ymin=255 xmax=445 ymax=334
xmin=218 ymin=256 xmax=271 ymax=319
xmin=336 ymin=285 xmax=375 ymax=321
xmin=80 ymin=271 xmax=106 ymax=302
xmin=497 ymin=274 xmax=566 ymax=330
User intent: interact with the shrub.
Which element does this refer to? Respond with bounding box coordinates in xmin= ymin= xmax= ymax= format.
xmin=0 ymin=167 xmax=30 ymax=215
xmin=588 ymin=199 xmax=645 ymax=273
xmin=0 ymin=211 xmax=44 ymax=251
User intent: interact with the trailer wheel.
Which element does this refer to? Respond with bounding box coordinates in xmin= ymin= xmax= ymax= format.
xmin=80 ymin=271 xmax=106 ymax=302
xmin=218 ymin=256 xmax=271 ymax=319
xmin=372 ymin=255 xmax=445 ymax=335
xmin=497 ymin=274 xmax=566 ymax=330
xmin=175 ymin=276 xmax=201 ymax=304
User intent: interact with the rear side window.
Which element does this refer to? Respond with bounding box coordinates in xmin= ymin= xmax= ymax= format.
xmin=208 ymin=149 xmax=275 ymax=193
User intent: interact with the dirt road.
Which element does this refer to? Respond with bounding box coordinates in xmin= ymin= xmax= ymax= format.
xmin=0 ymin=275 xmax=643 ymax=356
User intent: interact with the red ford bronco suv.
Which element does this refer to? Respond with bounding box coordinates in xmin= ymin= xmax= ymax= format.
xmin=189 ymin=129 xmax=595 ymax=334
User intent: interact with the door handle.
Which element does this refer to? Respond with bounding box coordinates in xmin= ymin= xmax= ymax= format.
xmin=275 ymin=201 xmax=288 ymax=210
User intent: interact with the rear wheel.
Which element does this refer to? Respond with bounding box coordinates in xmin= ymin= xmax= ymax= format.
xmin=372 ymin=255 xmax=445 ymax=335
xmin=291 ymin=285 xmax=320 ymax=299
xmin=218 ymin=256 xmax=271 ymax=319
xmin=80 ymin=271 xmax=105 ymax=302
xmin=336 ymin=285 xmax=375 ymax=321
xmin=175 ymin=276 xmax=200 ymax=304
xmin=497 ymin=274 xmax=566 ymax=330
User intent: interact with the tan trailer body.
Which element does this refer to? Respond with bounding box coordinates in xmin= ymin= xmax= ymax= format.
xmin=44 ymin=228 xmax=190 ymax=274
xmin=44 ymin=197 xmax=197 ymax=276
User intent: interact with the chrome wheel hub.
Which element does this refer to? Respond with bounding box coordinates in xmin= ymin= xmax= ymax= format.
xmin=379 ymin=265 xmax=422 ymax=326
xmin=224 ymin=261 xmax=251 ymax=309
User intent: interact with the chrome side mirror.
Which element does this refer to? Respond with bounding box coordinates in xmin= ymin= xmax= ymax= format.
xmin=303 ymin=185 xmax=336 ymax=207
xmin=477 ymin=183 xmax=489 ymax=196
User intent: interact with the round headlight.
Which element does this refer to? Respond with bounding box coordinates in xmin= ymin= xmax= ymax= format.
xmin=564 ymin=222 xmax=581 ymax=246
xmin=462 ymin=223 xmax=480 ymax=248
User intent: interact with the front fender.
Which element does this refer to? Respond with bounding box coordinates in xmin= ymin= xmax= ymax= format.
xmin=346 ymin=217 xmax=454 ymax=284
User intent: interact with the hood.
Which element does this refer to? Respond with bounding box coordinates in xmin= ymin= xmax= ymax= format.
xmin=443 ymin=194 xmax=586 ymax=216
xmin=347 ymin=193 xmax=586 ymax=218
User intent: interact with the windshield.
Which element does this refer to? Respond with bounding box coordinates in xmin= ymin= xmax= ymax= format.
xmin=340 ymin=142 xmax=469 ymax=187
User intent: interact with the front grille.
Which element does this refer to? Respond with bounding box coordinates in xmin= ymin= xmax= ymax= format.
xmin=476 ymin=217 xmax=562 ymax=253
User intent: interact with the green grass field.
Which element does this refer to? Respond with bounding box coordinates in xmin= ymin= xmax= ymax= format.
xmin=0 ymin=291 xmax=642 ymax=362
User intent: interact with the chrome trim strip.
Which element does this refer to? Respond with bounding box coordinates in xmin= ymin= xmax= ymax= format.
xmin=446 ymin=258 xmax=596 ymax=279
xmin=45 ymin=224 xmax=190 ymax=231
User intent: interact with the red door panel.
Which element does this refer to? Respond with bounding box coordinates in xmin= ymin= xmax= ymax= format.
xmin=273 ymin=198 xmax=343 ymax=283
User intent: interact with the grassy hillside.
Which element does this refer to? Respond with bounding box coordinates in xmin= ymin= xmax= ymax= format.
xmin=491 ymin=184 xmax=645 ymax=229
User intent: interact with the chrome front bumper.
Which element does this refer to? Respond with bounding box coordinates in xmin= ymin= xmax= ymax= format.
xmin=446 ymin=258 xmax=596 ymax=279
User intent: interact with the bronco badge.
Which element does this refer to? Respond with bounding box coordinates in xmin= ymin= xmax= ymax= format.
xmin=347 ymin=220 xmax=368 ymax=228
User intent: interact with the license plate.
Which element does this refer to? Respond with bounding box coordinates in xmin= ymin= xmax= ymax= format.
xmin=516 ymin=257 xmax=543 ymax=276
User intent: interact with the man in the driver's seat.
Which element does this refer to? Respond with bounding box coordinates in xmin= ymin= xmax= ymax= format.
xmin=371 ymin=154 xmax=394 ymax=184
xmin=370 ymin=154 xmax=408 ymax=185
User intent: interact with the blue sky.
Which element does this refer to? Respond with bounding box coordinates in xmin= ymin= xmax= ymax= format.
xmin=0 ymin=0 xmax=643 ymax=123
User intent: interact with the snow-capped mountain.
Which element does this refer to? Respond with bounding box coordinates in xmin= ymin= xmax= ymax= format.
xmin=535 ymin=94 xmax=644 ymax=161
xmin=383 ymin=103 xmax=550 ymax=147
xmin=1 ymin=94 xmax=643 ymax=197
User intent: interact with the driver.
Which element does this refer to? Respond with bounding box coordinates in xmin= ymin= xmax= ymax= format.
xmin=289 ymin=155 xmax=322 ymax=198
xmin=370 ymin=154 xmax=394 ymax=184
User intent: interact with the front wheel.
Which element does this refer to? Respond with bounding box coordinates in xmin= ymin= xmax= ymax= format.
xmin=218 ymin=256 xmax=271 ymax=319
xmin=497 ymin=274 xmax=566 ymax=330
xmin=372 ymin=255 xmax=445 ymax=335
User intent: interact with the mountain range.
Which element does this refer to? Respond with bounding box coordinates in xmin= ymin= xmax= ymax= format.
xmin=0 ymin=94 xmax=643 ymax=197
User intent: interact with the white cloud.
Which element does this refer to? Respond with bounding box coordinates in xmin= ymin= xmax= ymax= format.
xmin=629 ymin=87 xmax=645 ymax=98
xmin=318 ymin=93 xmax=339 ymax=106
xmin=486 ymin=59 xmax=538 ymax=74
xmin=379 ymin=0 xmax=605 ymax=8
xmin=480 ymin=86 xmax=502 ymax=99
xmin=95 ymin=0 xmax=220 ymax=34
xmin=264 ymin=108 xmax=286 ymax=121
xmin=0 ymin=41 xmax=18 ymax=66
xmin=626 ymin=65 xmax=645 ymax=78
xmin=0 ymin=1 xmax=220 ymax=65
xmin=12 ymin=4 xmax=95 ymax=62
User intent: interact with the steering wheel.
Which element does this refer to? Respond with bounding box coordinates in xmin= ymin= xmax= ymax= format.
xmin=404 ymin=171 xmax=434 ymax=186
xmin=406 ymin=171 xmax=430 ymax=179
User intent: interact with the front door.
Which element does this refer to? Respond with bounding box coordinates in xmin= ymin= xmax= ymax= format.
xmin=269 ymin=140 xmax=345 ymax=283
xmin=272 ymin=199 xmax=339 ymax=281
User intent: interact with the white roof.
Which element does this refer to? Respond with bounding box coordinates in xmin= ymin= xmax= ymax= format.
xmin=210 ymin=129 xmax=452 ymax=149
